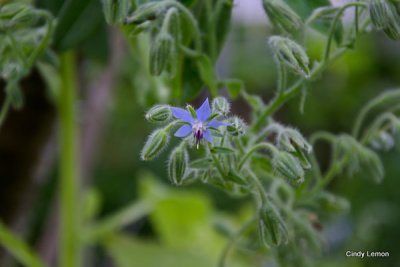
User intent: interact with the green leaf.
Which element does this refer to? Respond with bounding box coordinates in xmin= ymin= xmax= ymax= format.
xmin=190 ymin=158 xmax=213 ymax=168
xmin=225 ymin=170 xmax=248 ymax=186
xmin=219 ymin=78 xmax=244 ymax=98
xmin=105 ymin=234 xmax=214 ymax=267
xmin=210 ymin=146 xmax=234 ymax=154
xmin=196 ymin=54 xmax=217 ymax=95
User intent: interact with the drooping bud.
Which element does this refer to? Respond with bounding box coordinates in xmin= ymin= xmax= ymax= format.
xmin=258 ymin=203 xmax=288 ymax=247
xmin=269 ymin=36 xmax=310 ymax=78
xmin=163 ymin=7 xmax=181 ymax=42
xmin=369 ymin=0 xmax=400 ymax=40
xmin=145 ymin=105 xmax=172 ymax=123
xmin=262 ymin=0 xmax=302 ymax=33
xmin=149 ymin=33 xmax=175 ymax=76
xmin=277 ymin=128 xmax=312 ymax=169
xmin=168 ymin=146 xmax=189 ymax=185
xmin=308 ymin=6 xmax=340 ymax=22
xmin=370 ymin=131 xmax=395 ymax=151
xmin=101 ymin=0 xmax=130 ymax=25
xmin=141 ymin=128 xmax=170 ymax=161
xmin=0 ymin=3 xmax=37 ymax=31
xmin=227 ymin=116 xmax=246 ymax=136
xmin=272 ymin=151 xmax=305 ymax=183
xmin=211 ymin=97 xmax=230 ymax=117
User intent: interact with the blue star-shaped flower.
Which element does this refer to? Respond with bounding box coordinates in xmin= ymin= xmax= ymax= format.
xmin=171 ymin=98 xmax=227 ymax=148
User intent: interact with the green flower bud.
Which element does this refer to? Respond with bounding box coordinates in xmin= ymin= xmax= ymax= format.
xmin=101 ymin=0 xmax=130 ymax=25
xmin=211 ymin=97 xmax=230 ymax=117
xmin=316 ymin=191 xmax=350 ymax=213
xmin=0 ymin=3 xmax=37 ymax=31
xmin=141 ymin=129 xmax=170 ymax=161
xmin=369 ymin=0 xmax=400 ymax=40
xmin=309 ymin=6 xmax=340 ymax=21
xmin=269 ymin=36 xmax=310 ymax=78
xmin=262 ymin=0 xmax=302 ymax=33
xmin=273 ymin=151 xmax=305 ymax=183
xmin=163 ymin=7 xmax=181 ymax=42
xmin=145 ymin=104 xmax=172 ymax=123
xmin=277 ymin=128 xmax=312 ymax=169
xmin=227 ymin=116 xmax=246 ymax=136
xmin=370 ymin=131 xmax=395 ymax=151
xmin=168 ymin=146 xmax=189 ymax=185
xmin=149 ymin=33 xmax=175 ymax=76
xmin=258 ymin=203 xmax=288 ymax=247
xmin=124 ymin=2 xmax=163 ymax=24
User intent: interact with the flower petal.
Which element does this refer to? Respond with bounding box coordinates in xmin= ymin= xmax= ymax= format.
xmin=196 ymin=98 xmax=211 ymax=122
xmin=208 ymin=120 xmax=228 ymax=128
xmin=204 ymin=129 xmax=213 ymax=142
xmin=174 ymin=124 xmax=192 ymax=137
xmin=171 ymin=107 xmax=194 ymax=123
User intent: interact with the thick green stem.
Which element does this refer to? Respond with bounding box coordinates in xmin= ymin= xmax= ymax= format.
xmin=58 ymin=52 xmax=80 ymax=267
xmin=323 ymin=2 xmax=366 ymax=62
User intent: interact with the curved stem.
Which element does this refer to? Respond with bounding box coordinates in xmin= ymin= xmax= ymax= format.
xmin=251 ymin=47 xmax=347 ymax=132
xmin=352 ymin=89 xmax=400 ymax=138
xmin=323 ymin=2 xmax=366 ymax=62
xmin=238 ymin=143 xmax=277 ymax=171
xmin=27 ymin=11 xmax=54 ymax=67
xmin=207 ymin=142 xmax=226 ymax=177
xmin=361 ymin=112 xmax=398 ymax=143
xmin=218 ymin=218 xmax=256 ymax=267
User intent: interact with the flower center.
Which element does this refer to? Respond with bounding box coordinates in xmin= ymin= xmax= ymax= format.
xmin=192 ymin=121 xmax=205 ymax=148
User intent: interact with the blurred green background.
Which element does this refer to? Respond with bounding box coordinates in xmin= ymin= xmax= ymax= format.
xmin=1 ymin=0 xmax=400 ymax=267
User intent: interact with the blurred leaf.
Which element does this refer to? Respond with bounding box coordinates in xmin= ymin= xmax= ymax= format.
xmin=53 ymin=0 xmax=109 ymax=58
xmin=105 ymin=234 xmax=214 ymax=267
xmin=196 ymin=54 xmax=217 ymax=95
xmin=210 ymin=146 xmax=234 ymax=154
xmin=285 ymin=0 xmax=330 ymax=18
xmin=219 ymin=78 xmax=244 ymax=99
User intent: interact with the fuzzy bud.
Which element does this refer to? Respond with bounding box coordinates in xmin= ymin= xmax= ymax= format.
xmin=141 ymin=129 xmax=169 ymax=161
xmin=102 ymin=0 xmax=130 ymax=25
xmin=269 ymin=36 xmax=310 ymax=78
xmin=227 ymin=116 xmax=246 ymax=136
xmin=370 ymin=131 xmax=395 ymax=151
xmin=124 ymin=2 xmax=163 ymax=24
xmin=262 ymin=0 xmax=302 ymax=33
xmin=168 ymin=146 xmax=189 ymax=185
xmin=273 ymin=151 xmax=305 ymax=183
xmin=258 ymin=203 xmax=288 ymax=247
xmin=369 ymin=0 xmax=400 ymax=40
xmin=149 ymin=33 xmax=175 ymax=76
xmin=163 ymin=7 xmax=181 ymax=42
xmin=0 ymin=3 xmax=37 ymax=31
xmin=145 ymin=105 xmax=172 ymax=123
xmin=212 ymin=97 xmax=230 ymax=117
xmin=277 ymin=128 xmax=312 ymax=169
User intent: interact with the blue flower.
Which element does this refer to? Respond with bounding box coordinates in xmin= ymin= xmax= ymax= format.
xmin=171 ymin=98 xmax=227 ymax=148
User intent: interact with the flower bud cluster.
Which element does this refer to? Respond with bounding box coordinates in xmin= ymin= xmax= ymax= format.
xmin=269 ymin=36 xmax=310 ymax=78
xmin=369 ymin=0 xmax=400 ymax=40
xmin=262 ymin=0 xmax=302 ymax=34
